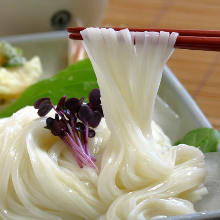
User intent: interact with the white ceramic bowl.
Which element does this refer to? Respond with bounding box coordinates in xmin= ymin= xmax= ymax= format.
xmin=0 ymin=0 xmax=107 ymax=36
xmin=1 ymin=31 xmax=219 ymax=220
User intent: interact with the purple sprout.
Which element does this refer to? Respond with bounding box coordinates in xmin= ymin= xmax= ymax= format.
xmin=34 ymin=89 xmax=103 ymax=170
xmin=88 ymin=88 xmax=103 ymax=117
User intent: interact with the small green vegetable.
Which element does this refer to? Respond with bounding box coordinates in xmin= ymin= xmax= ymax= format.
xmin=175 ymin=128 xmax=220 ymax=152
xmin=0 ymin=59 xmax=98 ymax=118
xmin=0 ymin=42 xmax=26 ymax=67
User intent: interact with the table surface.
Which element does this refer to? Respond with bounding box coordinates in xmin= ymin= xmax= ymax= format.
xmin=103 ymin=0 xmax=220 ymax=131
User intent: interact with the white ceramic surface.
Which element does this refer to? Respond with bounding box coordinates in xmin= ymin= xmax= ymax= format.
xmin=0 ymin=0 xmax=107 ymax=36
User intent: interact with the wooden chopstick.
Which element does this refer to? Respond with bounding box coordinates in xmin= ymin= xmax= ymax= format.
xmin=68 ymin=27 xmax=220 ymax=37
xmin=67 ymin=27 xmax=220 ymax=52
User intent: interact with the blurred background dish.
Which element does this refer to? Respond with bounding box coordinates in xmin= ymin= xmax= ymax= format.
xmin=0 ymin=0 xmax=108 ymax=36
xmin=0 ymin=0 xmax=108 ymax=109
xmin=0 ymin=42 xmax=43 ymax=108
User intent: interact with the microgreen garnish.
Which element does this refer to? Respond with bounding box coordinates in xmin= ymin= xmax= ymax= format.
xmin=34 ymin=88 xmax=103 ymax=170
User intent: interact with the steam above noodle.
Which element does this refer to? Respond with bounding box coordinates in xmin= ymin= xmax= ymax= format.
xmin=0 ymin=29 xmax=207 ymax=220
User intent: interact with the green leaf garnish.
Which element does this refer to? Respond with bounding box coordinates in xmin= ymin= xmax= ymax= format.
xmin=0 ymin=59 xmax=98 ymax=118
xmin=0 ymin=42 xmax=26 ymax=67
xmin=175 ymin=128 xmax=220 ymax=152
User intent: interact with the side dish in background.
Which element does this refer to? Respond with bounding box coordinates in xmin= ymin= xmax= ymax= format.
xmin=0 ymin=42 xmax=42 ymax=107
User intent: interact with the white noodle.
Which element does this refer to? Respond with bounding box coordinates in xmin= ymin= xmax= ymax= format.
xmin=0 ymin=28 xmax=207 ymax=220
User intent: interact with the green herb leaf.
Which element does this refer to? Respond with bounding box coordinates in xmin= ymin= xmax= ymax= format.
xmin=175 ymin=128 xmax=220 ymax=152
xmin=0 ymin=59 xmax=98 ymax=118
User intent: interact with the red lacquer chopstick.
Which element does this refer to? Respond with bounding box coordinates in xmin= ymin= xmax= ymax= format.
xmin=67 ymin=27 xmax=220 ymax=52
